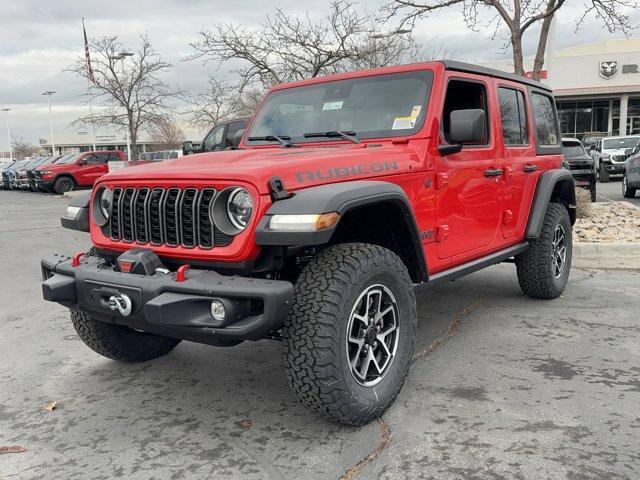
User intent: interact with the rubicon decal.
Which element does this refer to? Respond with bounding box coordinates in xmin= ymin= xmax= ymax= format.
xmin=295 ymin=161 xmax=399 ymax=184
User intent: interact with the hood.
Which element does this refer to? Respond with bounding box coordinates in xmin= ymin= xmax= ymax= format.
xmin=37 ymin=162 xmax=73 ymax=172
xmin=100 ymin=144 xmax=417 ymax=195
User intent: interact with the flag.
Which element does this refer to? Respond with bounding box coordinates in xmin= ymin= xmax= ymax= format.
xmin=82 ymin=18 xmax=95 ymax=83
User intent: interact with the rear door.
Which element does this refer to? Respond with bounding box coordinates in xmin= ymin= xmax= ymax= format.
xmin=495 ymin=83 xmax=539 ymax=238
xmin=434 ymin=75 xmax=502 ymax=261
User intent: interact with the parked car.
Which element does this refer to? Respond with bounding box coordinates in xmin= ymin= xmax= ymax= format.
xmin=0 ymin=157 xmax=16 ymax=169
xmin=134 ymin=149 xmax=182 ymax=165
xmin=590 ymin=135 xmax=640 ymax=182
xmin=562 ymin=138 xmax=596 ymax=201
xmin=27 ymin=155 xmax=67 ymax=191
xmin=622 ymin=146 xmax=640 ymax=198
xmin=182 ymin=117 xmax=249 ymax=155
xmin=43 ymin=60 xmax=575 ymax=426
xmin=581 ymin=133 xmax=607 ymax=151
xmin=2 ymin=159 xmax=29 ymax=189
xmin=35 ymin=150 xmax=126 ymax=194
xmin=16 ymin=156 xmax=54 ymax=189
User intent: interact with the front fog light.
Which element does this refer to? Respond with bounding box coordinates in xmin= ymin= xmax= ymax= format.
xmin=210 ymin=299 xmax=226 ymax=323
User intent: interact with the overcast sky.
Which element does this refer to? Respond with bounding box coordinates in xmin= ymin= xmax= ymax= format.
xmin=0 ymin=0 xmax=637 ymax=150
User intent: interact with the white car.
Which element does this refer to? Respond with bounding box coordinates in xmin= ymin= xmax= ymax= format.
xmin=590 ymin=135 xmax=640 ymax=182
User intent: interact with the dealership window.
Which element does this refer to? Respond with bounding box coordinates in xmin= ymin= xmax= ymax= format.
xmin=531 ymin=93 xmax=558 ymax=145
xmin=498 ymin=87 xmax=528 ymax=145
xmin=557 ymin=99 xmax=610 ymax=137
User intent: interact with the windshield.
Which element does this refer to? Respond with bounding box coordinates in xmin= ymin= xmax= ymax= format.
xmin=246 ymin=70 xmax=433 ymax=144
xmin=57 ymin=153 xmax=82 ymax=164
xmin=603 ymin=137 xmax=640 ymax=150
xmin=562 ymin=143 xmax=585 ymax=157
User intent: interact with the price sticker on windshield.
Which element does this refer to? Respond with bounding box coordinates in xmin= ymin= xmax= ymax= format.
xmin=392 ymin=116 xmax=417 ymax=130
xmin=322 ymin=101 xmax=344 ymax=111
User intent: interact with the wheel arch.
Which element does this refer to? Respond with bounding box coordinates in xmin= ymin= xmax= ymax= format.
xmin=255 ymin=181 xmax=428 ymax=283
xmin=525 ymin=169 xmax=576 ymax=239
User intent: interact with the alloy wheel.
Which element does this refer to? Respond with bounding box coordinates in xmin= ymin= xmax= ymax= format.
xmin=551 ymin=224 xmax=567 ymax=279
xmin=346 ymin=284 xmax=399 ymax=387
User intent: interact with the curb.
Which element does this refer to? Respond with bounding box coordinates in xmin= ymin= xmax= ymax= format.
xmin=573 ymin=241 xmax=640 ymax=256
xmin=62 ymin=190 xmax=88 ymax=199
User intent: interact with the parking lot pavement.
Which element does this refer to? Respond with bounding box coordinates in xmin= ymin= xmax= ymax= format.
xmin=596 ymin=177 xmax=640 ymax=207
xmin=1 ymin=189 xmax=639 ymax=480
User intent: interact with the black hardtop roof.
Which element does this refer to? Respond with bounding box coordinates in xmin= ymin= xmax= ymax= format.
xmin=441 ymin=60 xmax=553 ymax=92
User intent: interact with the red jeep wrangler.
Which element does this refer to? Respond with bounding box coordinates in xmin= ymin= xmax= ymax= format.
xmin=42 ymin=61 xmax=575 ymax=425
xmin=35 ymin=150 xmax=127 ymax=194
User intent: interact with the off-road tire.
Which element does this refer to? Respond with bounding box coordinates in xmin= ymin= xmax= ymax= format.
xmin=515 ymin=203 xmax=572 ymax=299
xmin=53 ymin=176 xmax=75 ymax=194
xmin=70 ymin=309 xmax=181 ymax=362
xmin=622 ymin=173 xmax=637 ymax=198
xmin=598 ymin=164 xmax=609 ymax=183
xmin=282 ymin=243 xmax=417 ymax=426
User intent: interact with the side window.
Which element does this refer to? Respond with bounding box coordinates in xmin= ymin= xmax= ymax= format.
xmin=442 ymin=79 xmax=489 ymax=145
xmin=531 ymin=93 xmax=559 ymax=146
xmin=203 ymin=125 xmax=225 ymax=152
xmin=498 ymin=87 xmax=529 ymax=145
xmin=225 ymin=121 xmax=245 ymax=148
xmin=84 ymin=155 xmax=100 ymax=164
xmin=108 ymin=153 xmax=120 ymax=162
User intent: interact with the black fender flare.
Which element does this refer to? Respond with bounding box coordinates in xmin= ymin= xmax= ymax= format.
xmin=60 ymin=190 xmax=91 ymax=232
xmin=525 ymin=169 xmax=576 ymax=239
xmin=255 ymin=180 xmax=428 ymax=280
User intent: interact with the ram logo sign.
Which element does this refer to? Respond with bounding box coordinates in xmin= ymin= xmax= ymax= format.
xmin=599 ymin=61 xmax=618 ymax=79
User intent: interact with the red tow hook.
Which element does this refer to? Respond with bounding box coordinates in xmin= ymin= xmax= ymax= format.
xmin=72 ymin=252 xmax=85 ymax=267
xmin=176 ymin=264 xmax=191 ymax=282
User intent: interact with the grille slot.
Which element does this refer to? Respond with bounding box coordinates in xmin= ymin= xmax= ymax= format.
xmin=121 ymin=188 xmax=136 ymax=242
xmin=104 ymin=186 xmax=236 ymax=249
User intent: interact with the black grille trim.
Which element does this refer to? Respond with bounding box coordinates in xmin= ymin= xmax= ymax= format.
xmin=103 ymin=186 xmax=237 ymax=249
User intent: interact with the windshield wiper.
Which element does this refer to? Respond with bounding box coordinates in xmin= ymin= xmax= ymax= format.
xmin=303 ymin=131 xmax=360 ymax=144
xmin=247 ymin=135 xmax=294 ymax=147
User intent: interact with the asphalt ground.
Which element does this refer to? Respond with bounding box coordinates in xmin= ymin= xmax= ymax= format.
xmin=596 ymin=175 xmax=640 ymax=207
xmin=1 ymin=189 xmax=639 ymax=480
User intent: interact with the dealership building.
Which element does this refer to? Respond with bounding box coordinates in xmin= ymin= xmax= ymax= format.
xmin=39 ymin=131 xmax=163 ymax=156
xmin=482 ymin=38 xmax=640 ymax=139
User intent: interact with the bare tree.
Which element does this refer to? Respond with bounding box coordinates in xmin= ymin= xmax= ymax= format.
xmin=190 ymin=1 xmax=421 ymax=92
xmin=385 ymin=0 xmax=637 ymax=80
xmin=147 ymin=119 xmax=185 ymax=151
xmin=185 ymin=79 xmax=260 ymax=129
xmin=67 ymin=35 xmax=180 ymax=160
xmin=11 ymin=135 xmax=39 ymax=159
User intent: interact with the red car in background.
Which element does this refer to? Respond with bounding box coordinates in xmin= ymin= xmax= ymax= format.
xmin=35 ymin=150 xmax=126 ymax=194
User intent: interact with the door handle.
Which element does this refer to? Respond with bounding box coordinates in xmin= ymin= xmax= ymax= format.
xmin=484 ymin=168 xmax=503 ymax=178
xmin=523 ymin=165 xmax=539 ymax=173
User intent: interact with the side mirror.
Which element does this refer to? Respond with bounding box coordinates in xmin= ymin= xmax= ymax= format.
xmin=233 ymin=129 xmax=245 ymax=149
xmin=182 ymin=141 xmax=194 ymax=155
xmin=449 ymin=109 xmax=486 ymax=145
xmin=78 ymin=159 xmax=86 ymax=165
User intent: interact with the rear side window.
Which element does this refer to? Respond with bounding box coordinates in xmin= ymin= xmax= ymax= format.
xmin=531 ymin=93 xmax=559 ymax=146
xmin=498 ymin=87 xmax=528 ymax=145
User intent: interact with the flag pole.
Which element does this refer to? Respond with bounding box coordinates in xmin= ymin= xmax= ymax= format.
xmin=83 ymin=18 xmax=97 ymax=151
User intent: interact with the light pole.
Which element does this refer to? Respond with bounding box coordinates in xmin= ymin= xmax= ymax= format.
xmin=1 ymin=108 xmax=12 ymax=160
xmin=108 ymin=51 xmax=134 ymax=161
xmin=42 ymin=91 xmax=56 ymax=155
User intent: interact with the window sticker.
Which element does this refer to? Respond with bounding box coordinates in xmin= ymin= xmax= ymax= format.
xmin=410 ymin=105 xmax=422 ymax=117
xmin=392 ymin=116 xmax=417 ymax=130
xmin=322 ymin=100 xmax=344 ymax=111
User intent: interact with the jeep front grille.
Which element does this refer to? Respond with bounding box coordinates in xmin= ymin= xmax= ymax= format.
xmin=105 ymin=187 xmax=232 ymax=249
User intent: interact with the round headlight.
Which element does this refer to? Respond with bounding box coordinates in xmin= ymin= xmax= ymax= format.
xmin=99 ymin=188 xmax=113 ymax=219
xmin=92 ymin=187 xmax=112 ymax=227
xmin=226 ymin=187 xmax=253 ymax=230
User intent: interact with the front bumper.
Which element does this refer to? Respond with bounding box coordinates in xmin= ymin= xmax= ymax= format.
xmin=41 ymin=254 xmax=294 ymax=344
xmin=35 ymin=179 xmax=55 ymax=190
xmin=601 ymin=161 xmax=626 ymax=174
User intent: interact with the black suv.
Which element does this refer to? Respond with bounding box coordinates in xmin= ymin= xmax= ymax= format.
xmin=182 ymin=118 xmax=249 ymax=155
xmin=562 ymin=138 xmax=596 ymax=201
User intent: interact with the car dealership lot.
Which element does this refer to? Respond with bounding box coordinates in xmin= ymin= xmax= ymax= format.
xmin=597 ymin=177 xmax=640 ymax=207
xmin=1 ymin=190 xmax=639 ymax=480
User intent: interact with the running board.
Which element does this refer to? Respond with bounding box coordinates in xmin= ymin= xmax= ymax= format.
xmin=415 ymin=242 xmax=529 ymax=291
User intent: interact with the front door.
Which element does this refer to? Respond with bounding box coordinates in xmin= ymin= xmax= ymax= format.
xmin=435 ymin=76 xmax=502 ymax=260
